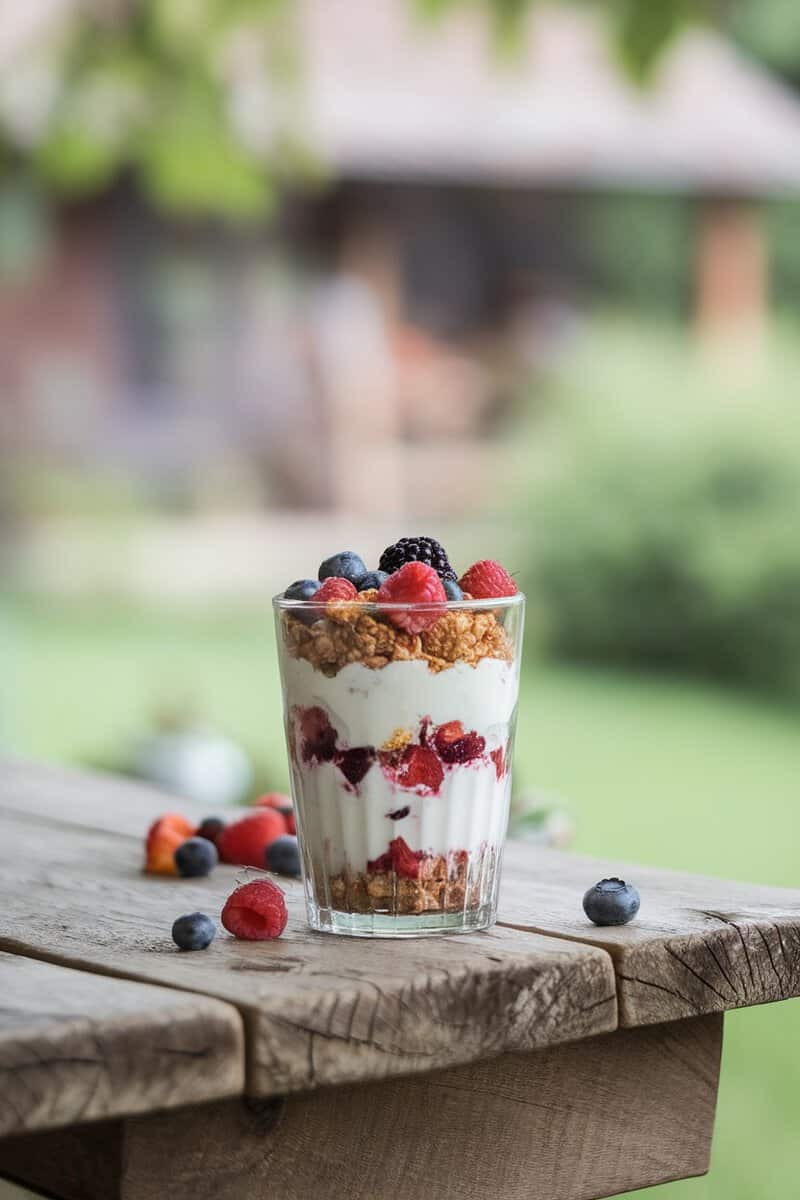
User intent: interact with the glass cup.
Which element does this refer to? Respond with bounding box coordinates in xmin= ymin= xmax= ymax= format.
xmin=274 ymin=590 xmax=524 ymax=936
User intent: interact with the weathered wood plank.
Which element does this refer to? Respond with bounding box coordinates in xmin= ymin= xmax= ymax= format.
xmin=0 ymin=951 xmax=244 ymax=1138
xmin=0 ymin=807 xmax=617 ymax=1097
xmin=500 ymin=841 xmax=800 ymax=1026
xmin=0 ymin=1015 xmax=723 ymax=1200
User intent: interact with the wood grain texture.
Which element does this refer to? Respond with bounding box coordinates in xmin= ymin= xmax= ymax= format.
xmin=500 ymin=840 xmax=800 ymax=1026
xmin=0 ymin=807 xmax=617 ymax=1097
xmin=0 ymin=952 xmax=244 ymax=1137
xmin=0 ymin=1015 xmax=723 ymax=1200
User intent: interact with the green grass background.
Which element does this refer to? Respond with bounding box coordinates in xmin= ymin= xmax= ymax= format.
xmin=3 ymin=596 xmax=799 ymax=1199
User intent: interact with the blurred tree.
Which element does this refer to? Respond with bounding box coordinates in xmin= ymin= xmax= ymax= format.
xmin=0 ymin=0 xmax=774 ymax=220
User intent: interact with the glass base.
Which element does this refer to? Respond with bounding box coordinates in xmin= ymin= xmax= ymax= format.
xmin=306 ymin=901 xmax=496 ymax=938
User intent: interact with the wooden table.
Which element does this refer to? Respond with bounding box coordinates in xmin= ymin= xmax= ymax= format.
xmin=1 ymin=758 xmax=799 ymax=1200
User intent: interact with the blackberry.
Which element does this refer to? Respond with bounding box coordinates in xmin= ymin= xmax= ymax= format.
xmin=378 ymin=536 xmax=457 ymax=582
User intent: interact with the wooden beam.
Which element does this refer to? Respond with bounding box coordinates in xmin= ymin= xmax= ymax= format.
xmin=0 ymin=1014 xmax=723 ymax=1200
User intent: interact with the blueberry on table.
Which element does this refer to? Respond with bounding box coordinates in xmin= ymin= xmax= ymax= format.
xmin=196 ymin=817 xmax=225 ymax=845
xmin=358 ymin=570 xmax=389 ymax=591
xmin=266 ymin=834 xmax=302 ymax=878
xmin=318 ymin=552 xmax=367 ymax=586
xmin=174 ymin=837 xmax=218 ymax=878
xmin=284 ymin=579 xmax=321 ymax=602
xmin=583 ymin=878 xmax=640 ymax=926
xmin=171 ymin=912 xmax=216 ymax=951
xmin=443 ymin=578 xmax=464 ymax=601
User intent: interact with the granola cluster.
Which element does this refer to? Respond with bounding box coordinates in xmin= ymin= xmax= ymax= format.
xmin=329 ymin=854 xmax=482 ymax=916
xmin=282 ymin=591 xmax=513 ymax=676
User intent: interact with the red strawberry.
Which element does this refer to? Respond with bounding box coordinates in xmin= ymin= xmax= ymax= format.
xmin=255 ymin=792 xmax=295 ymax=835
xmin=395 ymin=745 xmax=443 ymax=794
xmin=314 ymin=577 xmax=358 ymax=604
xmin=390 ymin=836 xmax=423 ymax=879
xmin=378 ymin=562 xmax=446 ymax=633
xmin=458 ymin=560 xmax=518 ymax=599
xmin=217 ymin=810 xmax=287 ymax=867
xmin=221 ymin=879 xmax=287 ymax=940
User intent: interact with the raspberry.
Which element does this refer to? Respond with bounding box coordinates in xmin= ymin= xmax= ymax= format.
xmin=314 ymin=577 xmax=358 ymax=604
xmin=217 ymin=811 xmax=287 ymax=867
xmin=433 ymin=721 xmax=486 ymax=764
xmin=378 ymin=562 xmax=447 ymax=633
xmin=221 ymin=879 xmax=287 ymax=940
xmin=458 ymin=559 xmax=518 ymax=599
xmin=144 ymin=814 xmax=195 ymax=875
xmin=395 ymin=745 xmax=444 ymax=794
xmin=379 ymin=536 xmax=457 ymax=581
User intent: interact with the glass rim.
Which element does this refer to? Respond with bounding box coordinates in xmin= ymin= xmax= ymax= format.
xmin=273 ymin=591 xmax=525 ymax=613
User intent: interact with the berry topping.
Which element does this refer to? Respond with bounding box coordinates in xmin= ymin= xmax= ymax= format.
xmin=583 ymin=878 xmax=640 ymax=926
xmin=174 ymin=837 xmax=218 ymax=878
xmin=458 ymin=559 xmax=518 ymax=599
xmin=386 ymin=805 xmax=411 ymax=820
xmin=221 ymin=879 xmax=287 ymax=940
xmin=367 ymin=837 xmax=424 ymax=878
xmin=297 ymin=706 xmax=337 ymax=763
xmin=318 ymin=551 xmax=367 ymax=586
xmin=378 ymin=562 xmax=447 ymax=633
xmin=379 ymin=536 xmax=457 ymax=581
xmin=314 ymin=576 xmax=359 ymax=605
xmin=196 ymin=817 xmax=226 ymax=845
xmin=358 ymin=570 xmax=389 ymax=591
xmin=393 ymin=744 xmax=444 ymax=794
xmin=442 ymin=578 xmax=464 ymax=601
xmin=217 ymin=810 xmax=287 ymax=868
xmin=284 ymin=579 xmax=320 ymax=602
xmin=433 ymin=721 xmax=486 ymax=764
xmin=145 ymin=813 xmax=196 ymax=875
xmin=335 ymin=746 xmax=376 ymax=788
xmin=172 ymin=912 xmax=216 ymax=951
xmin=265 ymin=834 xmax=302 ymax=878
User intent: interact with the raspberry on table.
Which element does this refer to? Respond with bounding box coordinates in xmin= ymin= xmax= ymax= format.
xmin=378 ymin=562 xmax=446 ymax=633
xmin=221 ymin=879 xmax=288 ymax=940
xmin=314 ymin=577 xmax=358 ymax=604
xmin=379 ymin=536 xmax=457 ymax=581
xmin=458 ymin=559 xmax=518 ymax=599
xmin=217 ymin=810 xmax=287 ymax=867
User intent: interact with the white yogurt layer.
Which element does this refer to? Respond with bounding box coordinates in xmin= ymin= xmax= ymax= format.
xmin=280 ymin=655 xmax=519 ymax=872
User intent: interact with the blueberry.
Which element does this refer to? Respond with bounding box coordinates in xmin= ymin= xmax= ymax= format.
xmin=318 ymin=552 xmax=367 ymax=586
xmin=196 ymin=817 xmax=225 ymax=845
xmin=171 ymin=912 xmax=216 ymax=951
xmin=582 ymin=878 xmax=640 ymax=926
xmin=265 ymin=834 xmax=301 ymax=878
xmin=358 ymin=570 xmax=389 ymax=591
xmin=284 ymin=579 xmax=320 ymax=602
xmin=174 ymin=837 xmax=218 ymax=878
xmin=443 ymin=578 xmax=464 ymax=601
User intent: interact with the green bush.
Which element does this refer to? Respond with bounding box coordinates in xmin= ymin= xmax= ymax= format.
xmin=520 ymin=321 xmax=800 ymax=693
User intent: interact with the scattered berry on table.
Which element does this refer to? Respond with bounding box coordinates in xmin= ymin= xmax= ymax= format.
xmin=174 ymin=836 xmax=219 ymax=878
xmin=196 ymin=817 xmax=226 ymax=845
xmin=378 ymin=562 xmax=447 ymax=633
xmin=145 ymin=813 xmax=195 ymax=875
xmin=378 ymin=536 xmax=457 ymax=581
xmin=171 ymin=912 xmax=216 ymax=951
xmin=266 ymin=834 xmax=302 ymax=878
xmin=314 ymin=577 xmax=358 ymax=605
xmin=318 ymin=551 xmax=367 ymax=586
xmin=284 ymin=579 xmax=321 ymax=602
xmin=217 ymin=810 xmax=288 ymax=868
xmin=221 ymin=879 xmax=288 ymax=940
xmin=255 ymin=793 xmax=295 ymax=834
xmin=358 ymin=570 xmax=389 ymax=591
xmin=442 ymin=578 xmax=464 ymax=601
xmin=583 ymin=878 xmax=640 ymax=926
xmin=458 ymin=559 xmax=518 ymax=599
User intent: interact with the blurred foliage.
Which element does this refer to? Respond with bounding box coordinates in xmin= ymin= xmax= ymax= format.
xmin=0 ymin=0 xmax=771 ymax=219
xmin=520 ymin=320 xmax=800 ymax=694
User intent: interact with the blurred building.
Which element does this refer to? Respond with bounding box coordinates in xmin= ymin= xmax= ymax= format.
xmin=4 ymin=1 xmax=800 ymax=522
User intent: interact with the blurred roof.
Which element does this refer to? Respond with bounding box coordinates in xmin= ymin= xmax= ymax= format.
xmin=300 ymin=0 xmax=800 ymax=194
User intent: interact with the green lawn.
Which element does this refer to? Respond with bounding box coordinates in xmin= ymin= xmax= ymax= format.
xmin=3 ymin=596 xmax=800 ymax=1200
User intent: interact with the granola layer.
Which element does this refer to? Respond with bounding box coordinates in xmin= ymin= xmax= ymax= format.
xmin=329 ymin=855 xmax=482 ymax=916
xmin=282 ymin=590 xmax=513 ymax=676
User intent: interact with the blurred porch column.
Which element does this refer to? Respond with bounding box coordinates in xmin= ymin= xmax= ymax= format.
xmin=693 ymin=197 xmax=767 ymax=363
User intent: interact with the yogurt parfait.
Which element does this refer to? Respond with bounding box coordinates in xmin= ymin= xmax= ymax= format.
xmin=274 ymin=537 xmax=524 ymax=936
